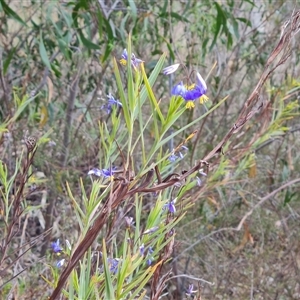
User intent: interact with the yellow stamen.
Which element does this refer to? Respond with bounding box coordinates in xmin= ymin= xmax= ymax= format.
xmin=186 ymin=101 xmax=195 ymax=109
xmin=186 ymin=83 xmax=196 ymax=90
xmin=199 ymin=95 xmax=209 ymax=104
xmin=119 ymin=58 xmax=127 ymax=66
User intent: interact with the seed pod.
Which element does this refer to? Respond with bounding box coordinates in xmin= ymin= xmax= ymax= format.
xmin=25 ymin=136 xmax=37 ymax=152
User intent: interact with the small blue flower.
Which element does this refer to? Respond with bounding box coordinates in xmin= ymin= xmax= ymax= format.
xmin=139 ymin=244 xmax=145 ymax=256
xmin=185 ymin=284 xmax=196 ymax=297
xmin=196 ymin=177 xmax=202 ymax=187
xmin=143 ymin=226 xmax=159 ymax=235
xmin=101 ymin=168 xmax=116 ymax=178
xmin=119 ymin=49 xmax=143 ymax=68
xmin=87 ymin=168 xmax=102 ymax=177
xmin=169 ymin=153 xmax=179 ymax=162
xmin=172 ymin=72 xmax=209 ymax=109
xmin=163 ymin=200 xmax=176 ymax=214
xmin=51 ymin=239 xmax=62 ymax=253
xmin=56 ymin=258 xmax=65 ymax=268
xmin=162 ymin=63 xmax=180 ymax=75
xmin=101 ymin=94 xmax=122 ymax=114
xmin=171 ymin=81 xmax=186 ymax=97
xmin=108 ymin=258 xmax=119 ymax=274
xmin=146 ymin=247 xmax=154 ymax=266
xmin=88 ymin=167 xmax=116 ymax=179
xmin=169 ymin=146 xmax=188 ymax=162
xmin=147 ymin=258 xmax=153 ymax=266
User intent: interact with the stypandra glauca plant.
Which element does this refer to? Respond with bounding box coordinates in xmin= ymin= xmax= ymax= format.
xmin=46 ymin=39 xmax=226 ymax=300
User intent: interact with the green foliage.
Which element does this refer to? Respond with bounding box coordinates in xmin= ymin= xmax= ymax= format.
xmin=1 ymin=1 xmax=300 ymax=299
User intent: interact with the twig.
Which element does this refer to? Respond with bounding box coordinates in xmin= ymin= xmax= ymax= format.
xmin=167 ymin=274 xmax=214 ymax=286
xmin=235 ymin=178 xmax=300 ymax=231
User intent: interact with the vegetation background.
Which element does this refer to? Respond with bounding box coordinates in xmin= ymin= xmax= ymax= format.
xmin=1 ymin=0 xmax=300 ymax=299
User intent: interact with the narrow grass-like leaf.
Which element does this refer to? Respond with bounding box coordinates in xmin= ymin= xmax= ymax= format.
xmin=102 ymin=240 xmax=114 ymax=299
xmin=0 ymin=0 xmax=27 ymax=26
xmin=139 ymin=53 xmax=166 ymax=105
xmin=140 ymin=63 xmax=164 ymax=123
xmin=3 ymin=46 xmax=17 ymax=75
xmin=39 ymin=32 xmax=52 ymax=70
xmin=113 ymin=58 xmax=131 ymax=135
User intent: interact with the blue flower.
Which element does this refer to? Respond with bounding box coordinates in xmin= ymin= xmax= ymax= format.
xmin=169 ymin=146 xmax=188 ymax=163
xmin=172 ymin=72 xmax=209 ymax=109
xmin=169 ymin=153 xmax=179 ymax=162
xmin=101 ymin=168 xmax=116 ymax=178
xmin=119 ymin=49 xmax=143 ymax=69
xmin=147 ymin=258 xmax=153 ymax=266
xmin=56 ymin=258 xmax=65 ymax=268
xmin=88 ymin=167 xmax=116 ymax=179
xmin=172 ymin=81 xmax=186 ymax=97
xmin=108 ymin=258 xmax=119 ymax=274
xmin=146 ymin=247 xmax=154 ymax=266
xmin=185 ymin=284 xmax=196 ymax=297
xmin=87 ymin=168 xmax=102 ymax=177
xmin=139 ymin=243 xmax=145 ymax=256
xmin=143 ymin=226 xmax=159 ymax=235
xmin=51 ymin=239 xmax=62 ymax=253
xmin=101 ymin=94 xmax=122 ymax=114
xmin=196 ymin=177 xmax=202 ymax=186
xmin=163 ymin=200 xmax=176 ymax=214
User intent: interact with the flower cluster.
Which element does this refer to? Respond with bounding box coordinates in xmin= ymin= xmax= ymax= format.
xmin=162 ymin=63 xmax=209 ymax=109
xmin=50 ymin=239 xmax=72 ymax=268
xmin=172 ymin=72 xmax=209 ymax=109
xmin=168 ymin=145 xmax=188 ymax=162
xmin=51 ymin=239 xmax=63 ymax=254
xmin=119 ymin=49 xmax=143 ymax=69
xmin=139 ymin=244 xmax=154 ymax=266
xmin=96 ymin=252 xmax=121 ymax=275
xmin=107 ymin=257 xmax=120 ymax=274
xmin=101 ymin=94 xmax=122 ymax=114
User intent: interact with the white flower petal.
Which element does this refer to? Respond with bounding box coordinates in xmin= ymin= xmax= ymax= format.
xmin=196 ymin=72 xmax=207 ymax=91
xmin=163 ymin=63 xmax=180 ymax=75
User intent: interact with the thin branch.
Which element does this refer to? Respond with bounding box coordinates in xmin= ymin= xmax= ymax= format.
xmin=235 ymin=178 xmax=300 ymax=231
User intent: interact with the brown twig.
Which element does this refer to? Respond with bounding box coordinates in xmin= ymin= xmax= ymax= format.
xmin=235 ymin=178 xmax=300 ymax=231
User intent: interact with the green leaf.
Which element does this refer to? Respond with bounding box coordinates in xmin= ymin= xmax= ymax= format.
xmin=3 ymin=46 xmax=17 ymax=75
xmin=158 ymin=11 xmax=189 ymax=23
xmin=237 ymin=17 xmax=252 ymax=27
xmin=0 ymin=0 xmax=27 ymax=26
xmin=210 ymin=1 xmax=227 ymax=51
xmin=232 ymin=18 xmax=239 ymax=39
xmin=102 ymin=240 xmax=114 ymax=299
xmin=39 ymin=33 xmax=51 ymax=70
xmin=140 ymin=63 xmax=164 ymax=124
xmin=128 ymin=0 xmax=137 ymax=23
xmin=101 ymin=18 xmax=115 ymax=63
xmin=71 ymin=2 xmax=100 ymax=50
xmin=57 ymin=38 xmax=71 ymax=61
xmin=283 ymin=190 xmax=296 ymax=206
xmin=78 ymin=29 xmax=100 ymax=50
